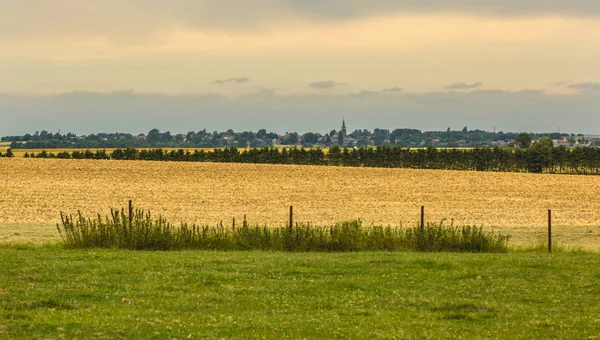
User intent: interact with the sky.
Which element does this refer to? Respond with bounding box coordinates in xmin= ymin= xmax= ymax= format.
xmin=1 ymin=1 xmax=600 ymax=136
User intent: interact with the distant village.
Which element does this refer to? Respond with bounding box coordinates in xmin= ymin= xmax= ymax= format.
xmin=2 ymin=120 xmax=600 ymax=149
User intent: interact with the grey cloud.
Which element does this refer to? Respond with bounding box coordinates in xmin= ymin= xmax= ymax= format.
xmin=309 ymin=81 xmax=348 ymax=90
xmin=212 ymin=77 xmax=250 ymax=85
xmin=1 ymin=89 xmax=599 ymax=136
xmin=349 ymin=90 xmax=380 ymax=98
xmin=382 ymin=87 xmax=402 ymax=93
xmin=3 ymin=1 xmax=600 ymax=41
xmin=568 ymin=82 xmax=600 ymax=91
xmin=516 ymin=89 xmax=546 ymax=95
xmin=284 ymin=1 xmax=600 ymax=19
xmin=446 ymin=82 xmax=483 ymax=90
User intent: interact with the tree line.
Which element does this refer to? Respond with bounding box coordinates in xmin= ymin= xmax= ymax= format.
xmin=0 ymin=149 xmax=14 ymax=158
xmin=20 ymin=142 xmax=600 ymax=175
xmin=4 ymin=127 xmax=592 ymax=149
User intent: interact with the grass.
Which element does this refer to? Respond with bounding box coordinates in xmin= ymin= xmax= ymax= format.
xmin=56 ymin=207 xmax=510 ymax=252
xmin=1 ymin=247 xmax=600 ymax=339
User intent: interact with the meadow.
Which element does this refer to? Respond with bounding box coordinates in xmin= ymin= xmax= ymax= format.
xmin=2 ymin=247 xmax=600 ymax=339
xmin=1 ymin=158 xmax=600 ymax=249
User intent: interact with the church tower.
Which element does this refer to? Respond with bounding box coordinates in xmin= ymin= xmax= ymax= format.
xmin=341 ymin=119 xmax=347 ymax=138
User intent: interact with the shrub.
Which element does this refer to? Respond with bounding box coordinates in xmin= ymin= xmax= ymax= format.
xmin=57 ymin=207 xmax=510 ymax=253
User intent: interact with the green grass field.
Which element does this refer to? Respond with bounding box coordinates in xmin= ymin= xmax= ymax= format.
xmin=2 ymin=246 xmax=600 ymax=339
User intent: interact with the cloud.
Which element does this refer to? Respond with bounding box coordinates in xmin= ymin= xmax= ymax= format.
xmin=516 ymin=89 xmax=546 ymax=95
xmin=1 ymin=89 xmax=599 ymax=136
xmin=349 ymin=90 xmax=380 ymax=98
xmin=3 ymin=1 xmax=600 ymax=42
xmin=446 ymin=82 xmax=483 ymax=90
xmin=309 ymin=81 xmax=348 ymax=90
xmin=568 ymin=82 xmax=600 ymax=91
xmin=382 ymin=87 xmax=402 ymax=93
xmin=212 ymin=77 xmax=250 ymax=85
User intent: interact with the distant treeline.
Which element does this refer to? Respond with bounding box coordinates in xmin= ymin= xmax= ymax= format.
xmin=21 ymin=145 xmax=600 ymax=174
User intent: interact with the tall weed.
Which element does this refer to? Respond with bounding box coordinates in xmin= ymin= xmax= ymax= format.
xmin=57 ymin=208 xmax=510 ymax=252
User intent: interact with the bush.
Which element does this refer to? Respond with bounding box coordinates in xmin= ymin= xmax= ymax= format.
xmin=57 ymin=206 xmax=510 ymax=252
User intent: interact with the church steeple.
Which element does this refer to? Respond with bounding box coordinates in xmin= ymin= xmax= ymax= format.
xmin=341 ymin=119 xmax=347 ymax=138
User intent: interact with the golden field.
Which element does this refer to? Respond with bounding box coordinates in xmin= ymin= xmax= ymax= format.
xmin=7 ymin=148 xmax=217 ymax=158
xmin=1 ymin=158 xmax=600 ymax=249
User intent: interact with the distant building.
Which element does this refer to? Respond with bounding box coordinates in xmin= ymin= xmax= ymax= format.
xmin=332 ymin=119 xmax=352 ymax=145
xmin=553 ymin=140 xmax=571 ymax=147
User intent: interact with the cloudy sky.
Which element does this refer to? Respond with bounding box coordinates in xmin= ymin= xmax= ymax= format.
xmin=1 ymin=0 xmax=600 ymax=135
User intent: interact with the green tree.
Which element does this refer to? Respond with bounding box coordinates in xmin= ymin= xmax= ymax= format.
xmin=337 ymin=132 xmax=344 ymax=146
xmin=302 ymin=132 xmax=319 ymax=145
xmin=147 ymin=129 xmax=161 ymax=143
xmin=237 ymin=137 xmax=249 ymax=148
xmin=517 ymin=133 xmax=532 ymax=148
xmin=5 ymin=148 xmax=14 ymax=158
xmin=525 ymin=137 xmax=553 ymax=173
xmin=537 ymin=137 xmax=554 ymax=149
xmin=282 ymin=133 xmax=299 ymax=145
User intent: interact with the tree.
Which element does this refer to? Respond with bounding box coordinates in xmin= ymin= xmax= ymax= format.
xmin=147 ymin=129 xmax=161 ymax=143
xmin=160 ymin=131 xmax=174 ymax=143
xmin=237 ymin=137 xmax=249 ymax=148
xmin=303 ymin=132 xmax=318 ymax=144
xmin=517 ymin=133 xmax=532 ymax=149
xmin=525 ymin=137 xmax=553 ymax=173
xmin=5 ymin=149 xmax=13 ymax=158
xmin=537 ymin=137 xmax=554 ymax=149
xmin=282 ymin=133 xmax=299 ymax=145
xmin=337 ymin=131 xmax=344 ymax=146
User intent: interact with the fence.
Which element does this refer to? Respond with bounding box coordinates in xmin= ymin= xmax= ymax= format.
xmin=122 ymin=200 xmax=569 ymax=253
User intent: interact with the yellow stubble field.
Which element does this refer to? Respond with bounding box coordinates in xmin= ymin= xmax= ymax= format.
xmin=7 ymin=148 xmax=218 ymax=158
xmin=1 ymin=158 xmax=600 ymax=249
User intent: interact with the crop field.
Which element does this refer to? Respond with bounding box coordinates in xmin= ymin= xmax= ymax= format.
xmin=1 ymin=158 xmax=600 ymax=249
xmin=7 ymin=147 xmax=218 ymax=158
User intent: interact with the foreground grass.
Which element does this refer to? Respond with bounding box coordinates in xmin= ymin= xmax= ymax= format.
xmin=1 ymin=247 xmax=600 ymax=339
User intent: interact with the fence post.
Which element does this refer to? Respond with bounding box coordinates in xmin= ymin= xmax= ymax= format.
xmin=289 ymin=206 xmax=294 ymax=230
xmin=421 ymin=206 xmax=425 ymax=230
xmin=128 ymin=200 xmax=133 ymax=226
xmin=232 ymin=217 xmax=236 ymax=230
xmin=243 ymin=215 xmax=247 ymax=228
xmin=548 ymin=209 xmax=552 ymax=253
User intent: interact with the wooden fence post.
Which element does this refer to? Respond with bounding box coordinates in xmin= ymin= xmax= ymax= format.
xmin=289 ymin=206 xmax=294 ymax=230
xmin=128 ymin=200 xmax=133 ymax=225
xmin=232 ymin=217 xmax=236 ymax=230
xmin=421 ymin=206 xmax=425 ymax=229
xmin=548 ymin=209 xmax=552 ymax=253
